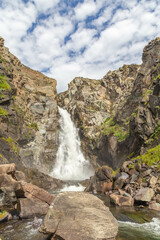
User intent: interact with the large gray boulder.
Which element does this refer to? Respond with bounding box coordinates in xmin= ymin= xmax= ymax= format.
xmin=40 ymin=192 xmax=118 ymax=240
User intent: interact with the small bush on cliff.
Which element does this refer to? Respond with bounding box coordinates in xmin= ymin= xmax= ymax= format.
xmin=0 ymin=74 xmax=11 ymax=91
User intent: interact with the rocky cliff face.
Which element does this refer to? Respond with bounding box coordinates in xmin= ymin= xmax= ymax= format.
xmin=0 ymin=36 xmax=58 ymax=174
xmin=58 ymin=38 xmax=160 ymax=169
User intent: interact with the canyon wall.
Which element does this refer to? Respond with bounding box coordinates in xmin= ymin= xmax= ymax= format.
xmin=58 ymin=38 xmax=160 ymax=169
xmin=0 ymin=36 xmax=59 ymax=174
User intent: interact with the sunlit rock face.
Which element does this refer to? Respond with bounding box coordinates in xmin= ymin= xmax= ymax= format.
xmin=58 ymin=38 xmax=160 ymax=169
xmin=0 ymin=36 xmax=59 ymax=174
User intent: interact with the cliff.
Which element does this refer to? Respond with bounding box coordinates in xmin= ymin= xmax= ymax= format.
xmin=58 ymin=38 xmax=160 ymax=169
xmin=0 ymin=36 xmax=58 ymax=174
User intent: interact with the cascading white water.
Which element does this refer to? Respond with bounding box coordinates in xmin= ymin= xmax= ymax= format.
xmin=51 ymin=107 xmax=94 ymax=181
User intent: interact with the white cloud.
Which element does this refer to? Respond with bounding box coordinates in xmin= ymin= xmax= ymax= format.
xmin=0 ymin=0 xmax=159 ymax=93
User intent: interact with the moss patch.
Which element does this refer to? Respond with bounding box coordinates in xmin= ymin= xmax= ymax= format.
xmin=101 ymin=118 xmax=129 ymax=142
xmin=2 ymin=137 xmax=18 ymax=154
xmin=134 ymin=144 xmax=160 ymax=169
xmin=0 ymin=106 xmax=8 ymax=116
xmin=0 ymin=74 xmax=11 ymax=91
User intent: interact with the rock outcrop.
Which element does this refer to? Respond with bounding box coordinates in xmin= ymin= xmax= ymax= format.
xmin=58 ymin=38 xmax=160 ymax=169
xmin=0 ymin=36 xmax=58 ymax=174
xmin=0 ymin=163 xmax=57 ymax=218
xmin=40 ymin=192 xmax=118 ymax=240
xmin=86 ymin=145 xmax=160 ymax=210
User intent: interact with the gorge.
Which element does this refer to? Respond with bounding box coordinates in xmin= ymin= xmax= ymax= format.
xmin=0 ymin=35 xmax=160 ymax=240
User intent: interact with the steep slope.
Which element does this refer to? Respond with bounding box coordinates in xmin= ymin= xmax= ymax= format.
xmin=0 ymin=36 xmax=58 ymax=174
xmin=58 ymin=38 xmax=160 ymax=169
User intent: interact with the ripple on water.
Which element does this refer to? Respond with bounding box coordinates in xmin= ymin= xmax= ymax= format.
xmin=118 ymin=217 xmax=160 ymax=240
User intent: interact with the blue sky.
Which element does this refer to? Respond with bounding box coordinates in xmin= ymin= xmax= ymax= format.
xmin=0 ymin=0 xmax=160 ymax=92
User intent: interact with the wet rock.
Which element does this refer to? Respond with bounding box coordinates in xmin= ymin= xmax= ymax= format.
xmin=18 ymin=198 xmax=49 ymax=218
xmin=110 ymin=193 xmax=134 ymax=207
xmin=40 ymin=192 xmax=118 ymax=240
xmin=134 ymin=188 xmax=154 ymax=202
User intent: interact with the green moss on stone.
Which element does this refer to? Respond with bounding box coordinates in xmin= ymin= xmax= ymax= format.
xmin=134 ymin=144 xmax=160 ymax=169
xmin=0 ymin=74 xmax=11 ymax=91
xmin=2 ymin=137 xmax=18 ymax=154
xmin=0 ymin=106 xmax=8 ymax=116
xmin=102 ymin=118 xmax=129 ymax=142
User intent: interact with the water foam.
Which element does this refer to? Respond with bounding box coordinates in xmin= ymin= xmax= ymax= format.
xmin=51 ymin=107 xmax=94 ymax=180
xmin=119 ymin=218 xmax=160 ymax=238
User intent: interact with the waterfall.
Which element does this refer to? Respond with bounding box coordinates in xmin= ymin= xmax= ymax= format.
xmin=51 ymin=107 xmax=94 ymax=181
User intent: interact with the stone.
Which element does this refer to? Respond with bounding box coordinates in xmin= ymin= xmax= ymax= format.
xmin=17 ymin=198 xmax=49 ymax=218
xmin=40 ymin=192 xmax=118 ymax=240
xmin=20 ymin=182 xmax=55 ymax=205
xmin=156 ymin=194 xmax=160 ymax=203
xmin=142 ymin=169 xmax=152 ymax=177
xmin=110 ymin=193 xmax=134 ymax=206
xmin=96 ymin=181 xmax=113 ymax=193
xmin=113 ymin=177 xmax=125 ymax=190
xmin=149 ymin=202 xmax=160 ymax=211
xmin=0 ymin=163 xmax=16 ymax=174
xmin=150 ymin=176 xmax=157 ymax=187
xmin=134 ymin=188 xmax=154 ymax=202
xmin=102 ymin=166 xmax=113 ymax=180
xmin=120 ymin=172 xmax=129 ymax=180
xmin=14 ymin=171 xmax=26 ymax=181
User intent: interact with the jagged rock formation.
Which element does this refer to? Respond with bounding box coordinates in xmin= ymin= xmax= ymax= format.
xmin=58 ymin=38 xmax=160 ymax=169
xmin=0 ymin=36 xmax=58 ymax=174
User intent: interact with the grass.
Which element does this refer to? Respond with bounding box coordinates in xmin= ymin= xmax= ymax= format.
xmin=101 ymin=118 xmax=129 ymax=142
xmin=134 ymin=144 xmax=160 ymax=169
xmin=0 ymin=74 xmax=11 ymax=91
xmin=0 ymin=106 xmax=8 ymax=116
xmin=2 ymin=137 xmax=18 ymax=154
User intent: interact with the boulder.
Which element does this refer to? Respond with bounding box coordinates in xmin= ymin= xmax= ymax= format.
xmin=40 ymin=192 xmax=118 ymax=240
xmin=110 ymin=193 xmax=134 ymax=207
xmin=0 ymin=174 xmax=21 ymax=203
xmin=20 ymin=182 xmax=55 ymax=205
xmin=96 ymin=181 xmax=113 ymax=193
xmin=134 ymin=188 xmax=154 ymax=202
xmin=17 ymin=198 xmax=49 ymax=218
xmin=149 ymin=202 xmax=160 ymax=211
xmin=0 ymin=163 xmax=16 ymax=174
xmin=156 ymin=194 xmax=160 ymax=203
xmin=150 ymin=176 xmax=157 ymax=187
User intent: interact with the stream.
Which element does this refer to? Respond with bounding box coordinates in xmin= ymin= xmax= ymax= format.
xmin=1 ymin=184 xmax=160 ymax=240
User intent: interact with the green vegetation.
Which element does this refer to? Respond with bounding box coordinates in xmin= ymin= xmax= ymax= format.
xmin=28 ymin=122 xmax=39 ymax=131
xmin=2 ymin=137 xmax=18 ymax=154
xmin=0 ymin=106 xmax=8 ymax=116
xmin=0 ymin=74 xmax=11 ymax=91
xmin=134 ymin=144 xmax=160 ymax=169
xmin=154 ymin=74 xmax=160 ymax=81
xmin=102 ymin=118 xmax=129 ymax=142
